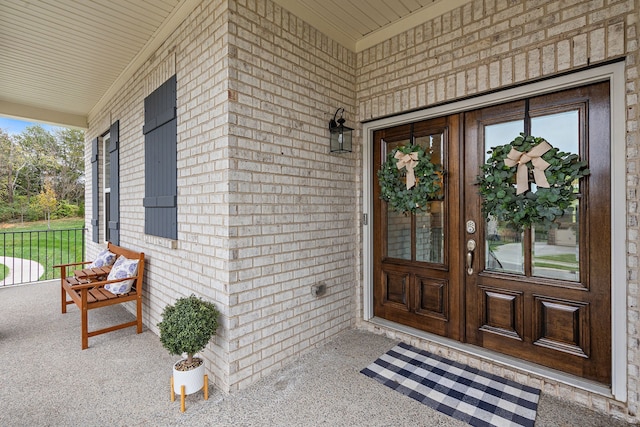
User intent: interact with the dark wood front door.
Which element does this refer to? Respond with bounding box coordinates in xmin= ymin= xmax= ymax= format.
xmin=373 ymin=82 xmax=611 ymax=384
xmin=373 ymin=115 xmax=464 ymax=340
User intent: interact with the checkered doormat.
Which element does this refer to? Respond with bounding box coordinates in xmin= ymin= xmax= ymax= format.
xmin=361 ymin=342 xmax=540 ymax=427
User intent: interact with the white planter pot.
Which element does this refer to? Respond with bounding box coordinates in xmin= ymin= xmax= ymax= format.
xmin=173 ymin=359 xmax=205 ymax=395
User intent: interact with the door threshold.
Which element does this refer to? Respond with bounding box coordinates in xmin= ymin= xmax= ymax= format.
xmin=368 ymin=317 xmax=614 ymax=399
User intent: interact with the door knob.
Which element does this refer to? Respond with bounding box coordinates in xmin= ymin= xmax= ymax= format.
xmin=466 ymin=239 xmax=476 ymax=275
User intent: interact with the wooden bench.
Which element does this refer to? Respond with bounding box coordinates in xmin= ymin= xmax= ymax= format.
xmin=55 ymin=242 xmax=145 ymax=349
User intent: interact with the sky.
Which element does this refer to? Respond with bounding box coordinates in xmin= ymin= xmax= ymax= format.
xmin=0 ymin=117 xmax=60 ymax=135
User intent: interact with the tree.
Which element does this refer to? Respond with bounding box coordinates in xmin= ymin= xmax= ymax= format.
xmin=0 ymin=129 xmax=27 ymax=205
xmin=54 ymin=128 xmax=85 ymax=204
xmin=13 ymin=125 xmax=58 ymax=202
xmin=0 ymin=123 xmax=85 ymax=223
xmin=33 ymin=181 xmax=58 ymax=228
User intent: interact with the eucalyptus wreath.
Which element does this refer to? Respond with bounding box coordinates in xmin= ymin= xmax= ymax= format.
xmin=378 ymin=144 xmax=443 ymax=214
xmin=477 ymin=133 xmax=590 ymax=230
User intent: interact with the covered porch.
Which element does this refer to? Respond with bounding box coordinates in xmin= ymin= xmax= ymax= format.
xmin=0 ymin=281 xmax=629 ymax=426
xmin=2 ymin=0 xmax=640 ymax=424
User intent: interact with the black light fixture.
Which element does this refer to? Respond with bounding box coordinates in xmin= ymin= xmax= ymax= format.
xmin=328 ymin=107 xmax=353 ymax=153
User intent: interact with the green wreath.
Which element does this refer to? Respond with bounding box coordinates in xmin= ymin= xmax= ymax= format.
xmin=378 ymin=144 xmax=443 ymax=214
xmin=477 ymin=133 xmax=590 ymax=230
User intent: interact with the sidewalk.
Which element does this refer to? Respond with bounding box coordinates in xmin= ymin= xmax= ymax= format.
xmin=0 ymin=255 xmax=44 ymax=286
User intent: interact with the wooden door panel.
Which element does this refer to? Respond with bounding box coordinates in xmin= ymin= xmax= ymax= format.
xmin=532 ymin=295 xmax=590 ymax=358
xmin=380 ymin=268 xmax=410 ymax=309
xmin=477 ymin=285 xmax=524 ymax=341
xmin=415 ymin=275 xmax=448 ymax=320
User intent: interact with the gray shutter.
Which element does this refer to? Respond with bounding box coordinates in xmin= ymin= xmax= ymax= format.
xmin=143 ymin=75 xmax=177 ymax=239
xmin=91 ymin=137 xmax=99 ymax=243
xmin=108 ymin=121 xmax=120 ymax=245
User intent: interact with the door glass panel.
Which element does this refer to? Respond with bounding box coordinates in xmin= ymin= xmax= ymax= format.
xmin=484 ymin=120 xmax=525 ymax=274
xmin=385 ymin=137 xmax=412 ymax=260
xmin=417 ymin=201 xmax=444 ymax=263
xmin=531 ymin=111 xmax=578 ymax=153
xmin=531 ymin=110 xmax=580 ymax=281
xmin=486 ymin=216 xmax=525 ymax=274
xmin=387 ymin=210 xmax=411 ymax=260
xmin=415 ymin=132 xmax=444 ymax=263
xmin=485 ymin=120 xmax=524 ymax=151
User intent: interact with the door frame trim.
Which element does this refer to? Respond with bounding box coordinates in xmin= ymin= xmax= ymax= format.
xmin=362 ymin=62 xmax=626 ymax=400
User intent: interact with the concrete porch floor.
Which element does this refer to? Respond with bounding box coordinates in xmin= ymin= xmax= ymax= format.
xmin=0 ymin=280 xmax=632 ymax=426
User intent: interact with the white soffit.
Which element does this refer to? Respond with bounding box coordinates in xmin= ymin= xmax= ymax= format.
xmin=1 ymin=0 xmax=471 ymax=128
xmin=272 ymin=0 xmax=470 ymax=52
xmin=0 ymin=0 xmax=196 ymax=128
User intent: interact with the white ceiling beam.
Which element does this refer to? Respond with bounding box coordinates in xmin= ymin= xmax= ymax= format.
xmin=0 ymin=100 xmax=87 ymax=129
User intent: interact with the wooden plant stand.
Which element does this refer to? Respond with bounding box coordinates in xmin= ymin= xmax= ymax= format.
xmin=171 ymin=374 xmax=209 ymax=412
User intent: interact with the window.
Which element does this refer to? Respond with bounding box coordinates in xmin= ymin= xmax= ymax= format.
xmin=143 ymin=75 xmax=177 ymax=239
xmin=91 ymin=121 xmax=120 ymax=245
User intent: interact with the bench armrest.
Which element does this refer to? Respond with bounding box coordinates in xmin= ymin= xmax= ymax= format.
xmin=54 ymin=261 xmax=92 ymax=269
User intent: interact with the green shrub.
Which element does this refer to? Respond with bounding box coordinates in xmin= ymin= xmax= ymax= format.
xmin=53 ymin=200 xmax=79 ymax=219
xmin=0 ymin=203 xmax=16 ymax=222
xmin=158 ymin=295 xmax=220 ymax=364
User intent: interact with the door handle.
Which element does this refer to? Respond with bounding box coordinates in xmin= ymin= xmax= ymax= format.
xmin=466 ymin=239 xmax=476 ymax=275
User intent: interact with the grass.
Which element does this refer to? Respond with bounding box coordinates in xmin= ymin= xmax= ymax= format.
xmin=534 ymin=253 xmax=578 ymax=272
xmin=0 ymin=264 xmax=7 ymax=281
xmin=535 ymin=254 xmax=577 ymax=263
xmin=534 ymin=262 xmax=578 ymax=272
xmin=0 ymin=218 xmax=86 ymax=281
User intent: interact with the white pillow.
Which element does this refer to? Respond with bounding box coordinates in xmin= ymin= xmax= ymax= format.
xmin=89 ymin=249 xmax=116 ymax=268
xmin=104 ymin=256 xmax=139 ymax=294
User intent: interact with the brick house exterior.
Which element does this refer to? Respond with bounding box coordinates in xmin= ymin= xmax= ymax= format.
xmin=85 ymin=0 xmax=640 ymax=422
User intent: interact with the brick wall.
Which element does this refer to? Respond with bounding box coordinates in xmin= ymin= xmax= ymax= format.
xmin=86 ymin=0 xmax=234 ymax=389
xmin=224 ymin=0 xmax=357 ymax=391
xmin=355 ymin=0 xmax=639 ymax=422
xmin=85 ymin=0 xmax=358 ymax=394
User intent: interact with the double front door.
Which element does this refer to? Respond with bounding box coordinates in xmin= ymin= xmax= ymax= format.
xmin=373 ymin=82 xmax=611 ymax=384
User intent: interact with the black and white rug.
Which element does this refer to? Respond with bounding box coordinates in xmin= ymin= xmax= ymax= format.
xmin=361 ymin=342 xmax=540 ymax=427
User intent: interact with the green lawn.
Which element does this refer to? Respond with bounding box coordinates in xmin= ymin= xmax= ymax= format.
xmin=535 ymin=254 xmax=577 ymax=263
xmin=0 ymin=264 xmax=8 ymax=281
xmin=0 ymin=218 xmax=86 ymax=281
xmin=533 ymin=261 xmax=578 ymax=272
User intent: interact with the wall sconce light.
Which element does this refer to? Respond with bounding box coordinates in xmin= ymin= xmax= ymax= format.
xmin=328 ymin=107 xmax=353 ymax=153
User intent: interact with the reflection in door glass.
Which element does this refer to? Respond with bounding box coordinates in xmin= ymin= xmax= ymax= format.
xmin=416 ymin=201 xmax=444 ymax=263
xmin=386 ymin=137 xmax=412 ymax=260
xmin=532 ymin=210 xmax=580 ymax=281
xmin=387 ymin=209 xmax=411 ymax=260
xmin=531 ymin=110 xmax=580 ymax=281
xmin=415 ymin=132 xmax=444 ymax=263
xmin=485 ymin=215 xmax=524 ymax=274
xmin=484 ymin=120 xmax=525 ymax=274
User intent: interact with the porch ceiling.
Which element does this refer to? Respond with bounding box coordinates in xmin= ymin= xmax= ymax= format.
xmin=0 ymin=0 xmax=467 ymax=129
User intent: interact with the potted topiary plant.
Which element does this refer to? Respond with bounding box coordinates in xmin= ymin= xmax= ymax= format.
xmin=158 ymin=294 xmax=220 ymax=402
